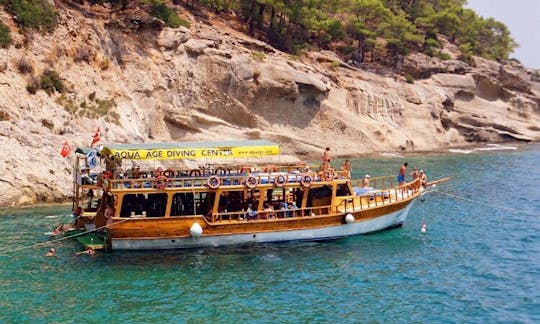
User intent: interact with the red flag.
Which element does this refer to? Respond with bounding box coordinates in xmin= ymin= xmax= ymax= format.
xmin=60 ymin=141 xmax=71 ymax=157
xmin=91 ymin=127 xmax=100 ymax=147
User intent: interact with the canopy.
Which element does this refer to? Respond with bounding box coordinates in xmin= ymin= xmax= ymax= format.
xmin=75 ymin=140 xmax=280 ymax=160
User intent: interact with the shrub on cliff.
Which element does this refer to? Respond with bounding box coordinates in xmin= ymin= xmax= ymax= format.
xmin=40 ymin=69 xmax=64 ymax=95
xmin=1 ymin=0 xmax=58 ymax=32
xmin=150 ymin=0 xmax=189 ymax=28
xmin=0 ymin=22 xmax=12 ymax=48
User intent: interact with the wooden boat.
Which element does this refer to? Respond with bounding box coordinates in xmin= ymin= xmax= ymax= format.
xmin=70 ymin=140 xmax=446 ymax=251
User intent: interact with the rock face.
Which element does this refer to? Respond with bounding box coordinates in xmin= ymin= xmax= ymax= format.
xmin=0 ymin=5 xmax=539 ymax=206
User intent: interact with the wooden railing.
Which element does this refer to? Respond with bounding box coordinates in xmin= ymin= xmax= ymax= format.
xmin=212 ymin=205 xmax=334 ymax=223
xmin=105 ymin=168 xmax=350 ymax=191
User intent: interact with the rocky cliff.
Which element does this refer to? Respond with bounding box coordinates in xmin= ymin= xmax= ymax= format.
xmin=0 ymin=4 xmax=539 ymax=206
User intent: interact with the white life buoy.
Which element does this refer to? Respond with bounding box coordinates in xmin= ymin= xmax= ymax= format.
xmin=245 ymin=175 xmax=258 ymax=189
xmin=190 ymin=222 xmax=203 ymax=238
xmin=274 ymin=174 xmax=287 ymax=187
xmin=207 ymin=176 xmax=220 ymax=189
xmin=300 ymin=174 xmax=313 ymax=188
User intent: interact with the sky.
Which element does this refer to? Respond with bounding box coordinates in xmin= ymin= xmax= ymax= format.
xmin=466 ymin=0 xmax=540 ymax=69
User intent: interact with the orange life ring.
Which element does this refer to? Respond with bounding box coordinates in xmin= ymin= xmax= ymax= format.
xmin=207 ymin=176 xmax=220 ymax=189
xmin=300 ymin=174 xmax=313 ymax=188
xmin=189 ymin=169 xmax=201 ymax=177
xmin=154 ymin=175 xmax=169 ymax=189
xmin=163 ymin=169 xmax=175 ymax=178
xmin=324 ymin=169 xmax=336 ymax=181
xmin=245 ymin=175 xmax=258 ymax=189
xmin=214 ymin=167 xmax=228 ymax=176
xmin=274 ymin=175 xmax=287 ymax=187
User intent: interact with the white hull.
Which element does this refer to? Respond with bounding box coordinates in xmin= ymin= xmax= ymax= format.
xmin=111 ymin=200 xmax=416 ymax=250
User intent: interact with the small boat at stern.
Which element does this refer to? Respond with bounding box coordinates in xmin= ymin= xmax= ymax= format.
xmin=69 ymin=140 xmax=446 ymax=251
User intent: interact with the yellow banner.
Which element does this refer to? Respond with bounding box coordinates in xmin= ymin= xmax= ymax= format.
xmin=110 ymin=145 xmax=279 ymax=160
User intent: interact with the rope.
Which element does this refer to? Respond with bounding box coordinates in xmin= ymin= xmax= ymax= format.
xmin=427 ymin=189 xmax=540 ymax=217
xmin=0 ymin=218 xmax=132 ymax=255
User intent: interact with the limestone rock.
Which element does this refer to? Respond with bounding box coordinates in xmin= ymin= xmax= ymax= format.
xmin=157 ymin=26 xmax=191 ymax=50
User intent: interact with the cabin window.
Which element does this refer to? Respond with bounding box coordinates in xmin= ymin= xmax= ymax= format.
xmin=171 ymin=192 xmax=214 ymax=216
xmin=218 ymin=190 xmax=247 ymax=213
xmin=171 ymin=193 xmax=195 ymax=216
xmin=119 ymin=193 xmax=167 ymax=217
xmin=336 ymin=183 xmax=352 ymax=196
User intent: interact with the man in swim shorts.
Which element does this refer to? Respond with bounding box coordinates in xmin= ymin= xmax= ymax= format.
xmin=398 ymin=162 xmax=408 ymax=185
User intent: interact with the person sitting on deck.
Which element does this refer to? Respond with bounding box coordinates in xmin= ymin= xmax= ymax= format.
xmin=246 ymin=204 xmax=257 ymax=221
xmin=261 ymin=203 xmax=275 ymax=219
xmin=362 ymin=175 xmax=371 ymax=188
xmin=288 ymin=202 xmax=298 ymax=217
xmin=279 ymin=202 xmax=289 ymax=218
xmin=419 ymin=170 xmax=427 ymax=187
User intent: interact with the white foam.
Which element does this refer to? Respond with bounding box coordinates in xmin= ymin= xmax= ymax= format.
xmin=448 ymin=149 xmax=473 ymax=154
xmin=381 ymin=152 xmax=404 ymax=158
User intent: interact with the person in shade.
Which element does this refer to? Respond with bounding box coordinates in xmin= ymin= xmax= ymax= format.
xmin=398 ymin=162 xmax=408 ymax=185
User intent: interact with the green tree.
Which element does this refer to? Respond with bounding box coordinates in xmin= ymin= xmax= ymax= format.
xmin=345 ymin=0 xmax=390 ymax=62
xmin=380 ymin=9 xmax=422 ymax=57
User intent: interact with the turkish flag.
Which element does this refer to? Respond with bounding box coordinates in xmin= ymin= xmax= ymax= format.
xmin=60 ymin=141 xmax=71 ymax=157
xmin=91 ymin=127 xmax=100 ymax=147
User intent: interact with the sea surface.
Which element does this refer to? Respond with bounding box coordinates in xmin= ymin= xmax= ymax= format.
xmin=1 ymin=144 xmax=539 ymax=323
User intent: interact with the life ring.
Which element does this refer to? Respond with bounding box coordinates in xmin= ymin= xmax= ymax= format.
xmin=301 ymin=174 xmax=313 ymax=188
xmin=274 ymin=175 xmax=287 ymax=187
xmin=324 ymin=169 xmax=336 ymax=181
xmin=263 ymin=165 xmax=278 ymax=173
xmin=189 ymin=169 xmax=201 ymax=177
xmin=239 ymin=167 xmax=252 ymax=174
xmin=245 ymin=175 xmax=258 ymax=189
xmin=163 ymin=169 xmax=175 ymax=178
xmin=214 ymin=167 xmax=228 ymax=176
xmin=154 ymin=175 xmax=169 ymax=189
xmin=207 ymin=176 xmax=220 ymax=189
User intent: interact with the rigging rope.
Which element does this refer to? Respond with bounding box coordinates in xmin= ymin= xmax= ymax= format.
xmin=0 ymin=218 xmax=132 ymax=255
xmin=426 ymin=189 xmax=540 ymax=217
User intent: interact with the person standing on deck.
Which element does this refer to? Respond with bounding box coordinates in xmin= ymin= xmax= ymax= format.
xmin=398 ymin=162 xmax=408 ymax=186
xmin=322 ymin=147 xmax=331 ymax=171
xmin=341 ymin=159 xmax=351 ymax=177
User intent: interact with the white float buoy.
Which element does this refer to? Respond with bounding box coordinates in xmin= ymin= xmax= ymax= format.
xmin=345 ymin=213 xmax=355 ymax=224
xmin=190 ymin=222 xmax=203 ymax=238
xmin=420 ymin=221 xmax=427 ymax=233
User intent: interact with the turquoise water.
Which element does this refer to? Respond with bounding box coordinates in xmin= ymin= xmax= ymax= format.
xmin=1 ymin=144 xmax=539 ymax=323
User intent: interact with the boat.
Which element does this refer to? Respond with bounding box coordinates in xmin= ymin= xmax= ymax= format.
xmin=68 ymin=140 xmax=448 ymax=251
